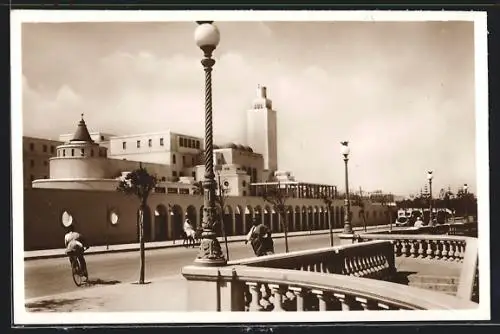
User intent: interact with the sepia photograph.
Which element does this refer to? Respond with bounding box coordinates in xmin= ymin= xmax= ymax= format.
xmin=11 ymin=10 xmax=489 ymax=324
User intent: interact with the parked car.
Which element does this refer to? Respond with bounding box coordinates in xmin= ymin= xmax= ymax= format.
xmin=395 ymin=216 xmax=410 ymax=227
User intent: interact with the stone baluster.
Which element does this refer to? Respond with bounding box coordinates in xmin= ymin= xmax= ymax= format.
xmin=361 ymin=256 xmax=371 ymax=276
xmin=434 ymin=240 xmax=441 ymax=259
xmin=441 ymin=240 xmax=448 ymax=260
xmin=345 ymin=257 xmax=354 ymax=276
xmin=394 ymin=240 xmax=400 ymax=256
xmin=356 ymin=297 xmax=379 ymax=311
xmin=260 ymin=283 xmax=273 ymax=310
xmin=400 ymin=240 xmax=408 ymax=257
xmin=417 ymin=240 xmax=425 ymax=258
xmin=289 ymin=287 xmax=306 ymax=311
xmin=268 ymin=284 xmax=285 ymax=312
xmin=247 ymin=282 xmax=263 ymax=311
xmin=447 ymin=240 xmax=455 ymax=260
xmin=352 ymin=256 xmax=361 ymax=277
xmin=367 ymin=255 xmax=376 ymax=276
xmin=334 ymin=293 xmax=357 ymax=311
xmin=455 ymin=241 xmax=465 ymax=262
xmin=311 ymin=289 xmax=327 ymax=311
xmin=409 ymin=240 xmax=417 ymax=258
xmin=426 ymin=240 xmax=434 ymax=258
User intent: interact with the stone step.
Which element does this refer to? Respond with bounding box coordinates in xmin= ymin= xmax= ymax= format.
xmin=407 ymin=274 xmax=460 ymax=285
xmin=408 ymin=281 xmax=458 ymax=294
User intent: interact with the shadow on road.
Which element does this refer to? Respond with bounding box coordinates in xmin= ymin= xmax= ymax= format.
xmin=26 ymin=298 xmax=85 ymax=312
xmin=392 ymin=271 xmax=418 ymax=285
xmin=86 ymin=278 xmax=121 ymax=286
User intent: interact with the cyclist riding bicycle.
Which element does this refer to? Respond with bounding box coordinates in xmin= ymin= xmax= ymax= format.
xmin=64 ymin=225 xmax=89 ymax=281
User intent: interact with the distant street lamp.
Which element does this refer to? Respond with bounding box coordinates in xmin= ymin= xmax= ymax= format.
xmin=341 ymin=141 xmax=352 ymax=233
xmin=193 ymin=21 xmax=226 ymax=266
xmin=463 ymin=183 xmax=469 ymax=223
xmin=427 ymin=171 xmax=433 ymax=225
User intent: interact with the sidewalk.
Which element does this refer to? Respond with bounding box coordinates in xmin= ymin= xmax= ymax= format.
xmin=25 ymin=274 xmax=188 ymax=312
xmin=24 ymin=224 xmax=391 ymax=260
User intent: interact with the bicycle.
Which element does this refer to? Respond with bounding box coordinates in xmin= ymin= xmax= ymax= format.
xmin=69 ymin=247 xmax=89 ymax=287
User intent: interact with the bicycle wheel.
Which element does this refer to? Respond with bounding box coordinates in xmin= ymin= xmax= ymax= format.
xmin=71 ymin=258 xmax=84 ymax=287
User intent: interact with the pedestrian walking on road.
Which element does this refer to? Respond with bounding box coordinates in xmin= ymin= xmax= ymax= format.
xmin=245 ymin=218 xmax=274 ymax=257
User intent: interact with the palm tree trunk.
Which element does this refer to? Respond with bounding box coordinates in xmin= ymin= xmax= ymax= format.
xmin=138 ymin=203 xmax=146 ymax=284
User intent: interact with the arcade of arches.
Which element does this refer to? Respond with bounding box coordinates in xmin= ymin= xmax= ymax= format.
xmin=144 ymin=203 xmax=385 ymax=242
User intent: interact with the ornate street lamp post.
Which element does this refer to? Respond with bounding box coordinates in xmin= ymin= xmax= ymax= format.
xmin=341 ymin=141 xmax=353 ymax=234
xmin=427 ymin=171 xmax=433 ymax=225
xmin=193 ymin=21 xmax=226 ymax=266
xmin=463 ymin=183 xmax=469 ymax=223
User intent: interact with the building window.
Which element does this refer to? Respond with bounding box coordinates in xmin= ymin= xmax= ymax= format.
xmin=100 ymin=135 xmax=105 ymax=141
xmin=43 ymin=144 xmax=47 ymax=153
xmin=136 ymin=140 xmax=141 ymax=148
xmin=192 ymin=171 xmax=196 ymax=178
xmin=173 ymin=171 xmax=177 ymax=177
xmin=122 ymin=142 xmax=127 ymax=150
xmin=167 ymin=188 xmax=178 ymax=194
xmin=63 ymin=150 xmax=66 ymax=157
xmin=180 ymin=137 xmax=184 ymax=147
xmin=182 ymin=156 xmax=186 ymax=166
xmin=91 ymin=149 xmax=94 ymax=157
xmin=81 ymin=149 xmax=85 ymax=157
xmin=148 ymin=139 xmax=152 ymax=147
xmin=30 ymin=159 xmax=34 ymax=167
xmin=29 ymin=143 xmax=35 ymax=151
xmin=50 ymin=146 xmax=55 ymax=154
xmin=192 ymin=157 xmax=195 ymax=165
xmin=160 ymin=138 xmax=164 ymax=146
xmin=242 ymin=180 xmax=247 ymax=187
xmin=172 ymin=154 xmax=176 ymax=164
xmin=243 ymin=191 xmax=247 ymax=196
xmin=196 ymin=140 xmax=200 ymax=149
xmin=154 ymin=187 xmax=166 ymax=193
xmin=189 ymin=139 xmax=193 ymax=148
xmin=179 ymin=188 xmax=189 ymax=195
xmin=71 ymin=149 xmax=75 ymax=156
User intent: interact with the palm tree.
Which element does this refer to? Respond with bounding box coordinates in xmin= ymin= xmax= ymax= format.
xmin=116 ymin=164 xmax=158 ymax=284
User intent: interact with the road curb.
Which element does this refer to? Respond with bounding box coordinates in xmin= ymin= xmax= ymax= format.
xmin=24 ymin=225 xmax=389 ymax=261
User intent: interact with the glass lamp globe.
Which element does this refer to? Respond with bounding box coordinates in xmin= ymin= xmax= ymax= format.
xmin=194 ymin=23 xmax=220 ymax=48
xmin=340 ymin=142 xmax=350 ymax=156
xmin=427 ymin=171 xmax=433 ymax=180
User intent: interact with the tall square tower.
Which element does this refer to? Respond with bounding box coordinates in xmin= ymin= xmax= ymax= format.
xmin=246 ymin=85 xmax=278 ymax=172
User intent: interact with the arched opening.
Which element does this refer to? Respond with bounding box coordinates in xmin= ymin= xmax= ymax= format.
xmin=154 ymin=204 xmax=168 ymax=241
xmin=263 ymin=205 xmax=272 ymax=231
xmin=318 ymin=206 xmax=324 ymax=230
xmin=287 ymin=206 xmax=294 ymax=232
xmin=271 ymin=207 xmax=280 ymax=233
xmin=295 ymin=206 xmax=301 ymax=231
xmin=170 ymin=205 xmax=184 ymax=239
xmin=254 ymin=206 xmax=262 ymax=226
xmin=302 ymin=206 xmax=308 ymax=232
xmin=136 ymin=205 xmax=152 ymax=242
xmin=308 ymin=206 xmax=314 ymax=231
xmin=222 ymin=205 xmax=233 ymax=236
xmin=245 ymin=206 xmax=254 ymax=234
xmin=186 ymin=205 xmax=197 ymax=228
xmin=198 ymin=205 xmax=204 ymax=229
xmin=235 ymin=205 xmax=244 ymax=235
xmin=314 ymin=206 xmax=320 ymax=230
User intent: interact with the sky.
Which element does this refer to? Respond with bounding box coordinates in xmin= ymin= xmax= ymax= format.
xmin=20 ymin=20 xmax=478 ymax=197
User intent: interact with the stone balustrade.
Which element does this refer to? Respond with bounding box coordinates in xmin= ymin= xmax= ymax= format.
xmin=229 ymin=240 xmax=396 ymax=281
xmin=181 ymin=265 xmax=478 ymax=311
xmin=356 ymin=234 xmax=470 ymax=262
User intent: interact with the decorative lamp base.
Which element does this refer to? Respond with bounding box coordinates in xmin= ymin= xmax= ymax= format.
xmin=195 ymin=237 xmax=227 ymax=267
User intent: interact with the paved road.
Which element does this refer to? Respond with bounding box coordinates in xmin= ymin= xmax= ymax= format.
xmin=25 ymin=233 xmax=341 ymax=299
